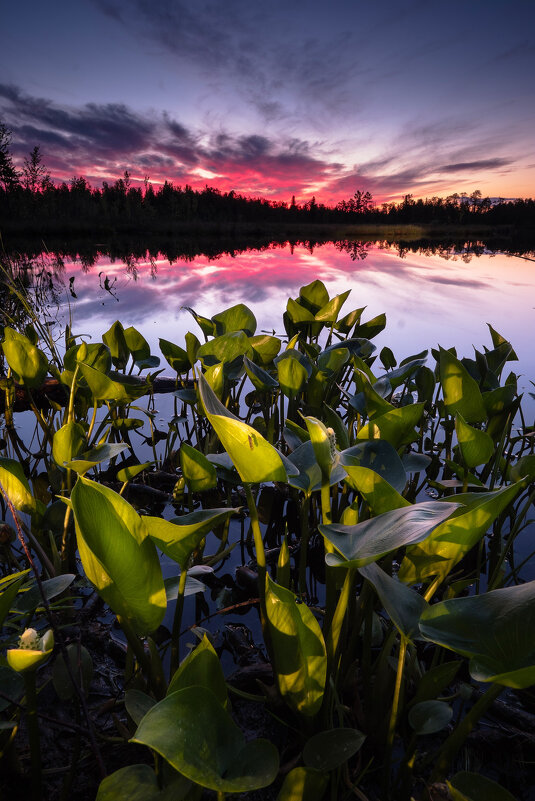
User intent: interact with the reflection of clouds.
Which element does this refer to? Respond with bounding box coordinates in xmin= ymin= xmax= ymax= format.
xmin=55 ymin=243 xmax=534 ymax=388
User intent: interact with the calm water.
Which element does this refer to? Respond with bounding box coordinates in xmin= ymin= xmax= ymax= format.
xmin=50 ymin=240 xmax=535 ymax=401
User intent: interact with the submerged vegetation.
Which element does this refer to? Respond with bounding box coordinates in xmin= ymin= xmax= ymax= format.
xmin=1 ymin=265 xmax=535 ymax=800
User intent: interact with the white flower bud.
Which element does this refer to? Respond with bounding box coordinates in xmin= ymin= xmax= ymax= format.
xmin=19 ymin=628 xmax=41 ymax=650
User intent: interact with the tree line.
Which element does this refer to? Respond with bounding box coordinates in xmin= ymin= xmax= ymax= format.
xmin=1 ymin=123 xmax=534 ymax=234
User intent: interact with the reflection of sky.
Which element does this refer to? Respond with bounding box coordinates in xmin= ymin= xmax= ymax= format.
xmin=57 ymin=242 xmax=535 ymax=400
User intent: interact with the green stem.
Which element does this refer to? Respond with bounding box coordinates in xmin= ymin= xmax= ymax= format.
xmin=384 ymin=636 xmax=408 ymax=794
xmin=431 ymin=682 xmax=503 ymax=781
xmin=170 ymin=568 xmax=188 ymax=678
xmin=298 ymin=493 xmax=311 ymax=595
xmin=23 ymin=670 xmax=41 ymax=801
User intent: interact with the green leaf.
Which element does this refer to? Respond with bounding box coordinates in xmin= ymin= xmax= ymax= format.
xmin=65 ymin=342 xmax=112 ymax=374
xmin=125 ymin=690 xmax=156 ymax=726
xmin=116 ymin=462 xmax=152 ymax=482
xmin=277 ymin=356 xmax=309 ymax=398
xmin=132 ymin=686 xmax=279 ymax=792
xmin=124 ymin=326 xmax=151 ymax=362
xmin=439 ymin=347 xmax=487 ymax=423
xmin=298 ymin=279 xmax=329 ymax=313
xmin=0 ymin=574 xmax=26 ymax=629
xmin=343 ymin=464 xmax=409 ymax=514
xmin=321 ymin=501 xmax=460 ymax=569
xmin=65 ymin=442 xmax=130 ymax=475
xmin=359 ymin=562 xmax=427 ymax=640
xmin=357 ymin=403 xmax=425 ymax=449
xmin=197 ymin=372 xmax=287 ymax=484
xmin=52 ymin=421 xmax=86 ymax=467
xmin=79 ymin=363 xmax=148 ymax=401
xmin=302 ymin=728 xmax=365 ymax=771
xmin=314 ymin=290 xmax=351 ymax=323
xmin=244 ymin=356 xmax=278 ymax=391
xmin=409 ymin=661 xmax=461 ymax=707
xmin=159 ymin=339 xmax=190 ymax=373
xmin=180 ymin=444 xmax=217 ymax=492
xmin=265 ymin=574 xmax=327 ymax=717
xmin=182 ymin=306 xmax=215 ymax=338
xmin=2 ymin=326 xmax=48 ymax=387
xmin=419 ymin=580 xmax=535 ymax=688
xmin=448 ymin=771 xmax=517 ymax=801
xmin=197 ymin=331 xmax=252 ymax=367
xmin=249 ymin=334 xmax=281 ymax=365
xmin=53 ymin=644 xmax=93 ymax=700
xmin=212 ymin=303 xmax=257 ymax=336
xmin=96 ymin=764 xmax=190 ymax=801
xmin=167 ymin=634 xmax=227 ymax=707
xmin=145 ymin=508 xmax=235 ymax=569
xmin=71 ymin=477 xmax=166 ymax=635
xmin=276 ymin=767 xmax=329 ymax=801
xmin=455 ymin=414 xmax=494 ymax=468
xmin=408 ymin=700 xmax=453 ymax=735
xmin=103 ymin=320 xmax=129 ymax=370
xmin=16 ymin=574 xmax=75 ymax=612
xmin=352 ymin=312 xmax=386 ymax=339
xmin=340 ymin=439 xmax=407 ymax=493
xmin=399 ymin=482 xmax=523 ymax=585
xmin=302 ymin=415 xmax=335 ymax=481
xmin=0 ymin=457 xmax=43 ymax=517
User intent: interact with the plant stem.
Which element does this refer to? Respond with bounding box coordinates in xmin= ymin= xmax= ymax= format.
xmin=23 ymin=671 xmax=41 ymax=800
xmin=170 ymin=568 xmax=188 ymax=678
xmin=431 ymin=681 xmax=503 ymax=781
xmin=384 ymin=635 xmax=408 ymax=795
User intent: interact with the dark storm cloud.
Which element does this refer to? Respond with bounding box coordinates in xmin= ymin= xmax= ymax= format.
xmin=0 ymin=83 xmax=338 ymax=191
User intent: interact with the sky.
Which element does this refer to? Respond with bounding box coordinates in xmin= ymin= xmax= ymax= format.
xmin=2 ymin=0 xmax=535 ymax=204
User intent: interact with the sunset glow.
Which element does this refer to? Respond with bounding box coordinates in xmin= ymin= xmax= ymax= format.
xmin=1 ymin=1 xmax=534 ymax=204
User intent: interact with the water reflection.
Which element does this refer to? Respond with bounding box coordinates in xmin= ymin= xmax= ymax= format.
xmin=3 ymin=240 xmax=534 ymax=400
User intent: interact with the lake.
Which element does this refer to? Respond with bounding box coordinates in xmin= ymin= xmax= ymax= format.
xmin=35 ymin=239 xmax=535 ymax=403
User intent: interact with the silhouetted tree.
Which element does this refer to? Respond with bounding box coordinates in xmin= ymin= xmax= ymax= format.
xmin=0 ymin=123 xmax=20 ymax=189
xmin=22 ymin=146 xmax=51 ymax=192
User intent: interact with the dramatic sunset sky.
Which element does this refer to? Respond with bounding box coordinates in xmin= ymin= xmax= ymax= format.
xmin=2 ymin=0 xmax=534 ymax=204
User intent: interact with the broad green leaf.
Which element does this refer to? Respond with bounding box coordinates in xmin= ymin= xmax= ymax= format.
xmin=0 ymin=457 xmax=43 ymax=516
xmin=2 ymin=327 xmax=48 ymax=387
xmin=455 ymin=414 xmax=494 ymax=468
xmin=71 ymin=477 xmax=166 ymax=635
xmin=197 ymin=372 xmax=287 ymax=484
xmin=439 ymin=347 xmax=487 ymax=423
xmin=323 ymin=404 xmax=350 ymax=451
xmin=286 ymin=440 xmax=345 ymax=495
xmin=123 ymin=326 xmax=151 ymax=362
xmin=277 ymin=356 xmax=308 ymax=398
xmin=302 ymin=728 xmax=365 ymax=772
xmin=96 ymin=764 xmax=191 ymax=801
xmin=314 ymin=290 xmax=351 ymax=322
xmin=52 ymin=421 xmax=86 ymax=467
xmin=352 ymin=312 xmax=386 ymax=339
xmin=125 ymin=690 xmax=156 ymax=726
xmin=145 ymin=508 xmax=234 ymax=568
xmin=65 ymin=442 xmax=129 ymax=475
xmin=265 ymin=575 xmax=327 ymax=717
xmin=132 ymin=686 xmax=279 ymax=792
xmin=448 ymin=771 xmax=517 ymax=801
xmin=357 ymin=403 xmax=425 ymax=448
xmin=65 ymin=342 xmax=111 ymax=374
xmin=302 ymin=415 xmax=335 ymax=481
xmin=103 ymin=320 xmax=129 ymax=369
xmin=159 ymin=339 xmax=190 ymax=373
xmin=182 ymin=306 xmax=215 ymax=338
xmin=180 ymin=443 xmax=217 ymax=491
xmin=276 ymin=767 xmax=329 ymax=801
xmin=420 ymin=580 xmax=535 ymax=688
xmin=508 ymin=454 xmax=535 ymax=483
xmin=249 ymin=334 xmax=281 ymax=365
xmin=212 ymin=303 xmax=257 ymax=336
xmin=399 ymin=482 xmax=523 ymax=584
xmin=167 ymin=634 xmax=227 ymax=707
xmin=79 ymin=363 xmax=148 ymax=401
xmin=343 ymin=464 xmax=409 ymax=514
xmin=197 ymin=331 xmax=252 ymax=367
xmin=16 ymin=574 xmax=75 ymax=613
xmin=353 ymin=370 xmax=394 ymax=419
xmin=409 ymin=661 xmax=461 ymax=707
xmin=340 ymin=439 xmax=407 ymax=493
xmin=244 ymin=355 xmax=278 ymax=391
xmin=316 ymin=346 xmax=349 ymax=375
xmin=321 ymin=501 xmax=460 ymax=569
xmin=483 ymin=385 xmax=516 ymax=416
xmin=335 ymin=305 xmax=366 ymax=334
xmin=298 ymin=279 xmax=329 ymax=313
xmin=408 ymin=700 xmax=453 ymax=735
xmin=116 ymin=462 xmax=152 ymax=482
xmin=359 ymin=562 xmax=427 ymax=640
